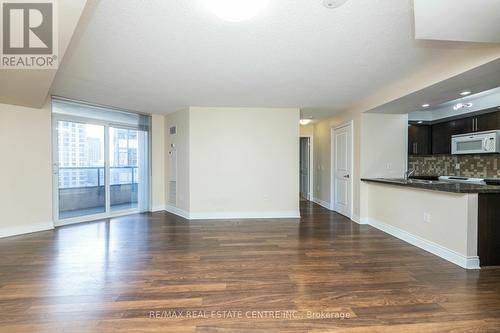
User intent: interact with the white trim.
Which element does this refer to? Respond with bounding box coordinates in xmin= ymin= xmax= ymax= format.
xmin=151 ymin=205 xmax=166 ymax=212
xmin=164 ymin=205 xmax=191 ymax=219
xmin=363 ymin=217 xmax=480 ymax=270
xmin=164 ymin=205 xmax=300 ymax=220
xmin=189 ymin=211 xmax=300 ymax=220
xmin=0 ymin=223 xmax=54 ymax=239
xmin=330 ymin=120 xmax=354 ymax=219
xmin=54 ymin=209 xmax=140 ymax=227
xmin=312 ymin=197 xmax=332 ymax=210
xmin=351 ymin=213 xmax=361 ymax=224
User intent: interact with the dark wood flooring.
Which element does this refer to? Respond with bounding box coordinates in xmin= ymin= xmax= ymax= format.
xmin=1 ymin=201 xmax=500 ymax=332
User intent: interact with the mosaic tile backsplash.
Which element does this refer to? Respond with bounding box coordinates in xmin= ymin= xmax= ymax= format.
xmin=408 ymin=154 xmax=500 ymax=178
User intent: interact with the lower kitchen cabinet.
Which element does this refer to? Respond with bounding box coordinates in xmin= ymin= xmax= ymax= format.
xmin=478 ymin=193 xmax=500 ymax=267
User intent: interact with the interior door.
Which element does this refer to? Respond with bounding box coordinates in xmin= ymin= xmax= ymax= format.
xmin=299 ymin=137 xmax=310 ymax=200
xmin=332 ymin=124 xmax=352 ymax=218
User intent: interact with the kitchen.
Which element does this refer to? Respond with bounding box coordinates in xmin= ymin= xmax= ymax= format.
xmin=360 ymin=66 xmax=500 ymax=270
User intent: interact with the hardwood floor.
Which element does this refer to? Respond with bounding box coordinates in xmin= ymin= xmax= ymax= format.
xmin=1 ymin=201 xmax=500 ymax=332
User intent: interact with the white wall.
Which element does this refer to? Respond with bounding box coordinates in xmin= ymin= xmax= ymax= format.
xmin=0 ymin=99 xmax=54 ymax=237
xmin=151 ymin=114 xmax=165 ymax=211
xmin=300 ymin=124 xmax=314 ymax=137
xmin=188 ymin=107 xmax=300 ymax=218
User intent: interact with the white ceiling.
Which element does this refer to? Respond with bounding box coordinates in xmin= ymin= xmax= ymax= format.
xmin=50 ymin=0 xmax=500 ymax=117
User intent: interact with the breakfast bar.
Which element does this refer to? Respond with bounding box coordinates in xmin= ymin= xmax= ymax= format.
xmin=362 ymin=178 xmax=500 ymax=268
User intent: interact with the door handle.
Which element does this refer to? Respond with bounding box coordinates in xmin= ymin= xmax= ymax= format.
xmin=343 ymin=174 xmax=350 ymax=179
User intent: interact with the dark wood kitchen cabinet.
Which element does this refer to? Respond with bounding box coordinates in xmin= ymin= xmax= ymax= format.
xmin=408 ymin=124 xmax=431 ymax=155
xmin=478 ymin=193 xmax=500 ymax=267
xmin=432 ymin=118 xmax=473 ymax=154
xmin=476 ymin=111 xmax=500 ymax=132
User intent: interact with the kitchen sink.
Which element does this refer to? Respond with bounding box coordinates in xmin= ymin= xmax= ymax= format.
xmin=381 ymin=178 xmax=446 ymax=185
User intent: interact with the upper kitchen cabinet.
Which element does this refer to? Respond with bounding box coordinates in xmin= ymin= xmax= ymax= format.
xmin=408 ymin=124 xmax=432 ymax=155
xmin=476 ymin=110 xmax=500 ymax=132
xmin=432 ymin=118 xmax=473 ymax=154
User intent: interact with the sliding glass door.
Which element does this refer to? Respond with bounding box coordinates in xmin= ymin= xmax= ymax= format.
xmin=53 ymin=98 xmax=150 ymax=225
xmin=109 ymin=127 xmax=149 ymax=212
xmin=56 ymin=121 xmax=106 ymax=219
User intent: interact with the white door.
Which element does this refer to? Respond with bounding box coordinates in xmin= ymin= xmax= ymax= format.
xmin=332 ymin=123 xmax=352 ymax=218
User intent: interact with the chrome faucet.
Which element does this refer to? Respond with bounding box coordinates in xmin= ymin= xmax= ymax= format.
xmin=404 ymin=169 xmax=415 ymax=180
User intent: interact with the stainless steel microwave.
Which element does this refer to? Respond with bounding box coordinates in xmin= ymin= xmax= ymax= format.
xmin=452 ymin=130 xmax=500 ymax=155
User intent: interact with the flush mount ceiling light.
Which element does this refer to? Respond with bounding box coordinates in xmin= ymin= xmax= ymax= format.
xmin=453 ymin=102 xmax=473 ymax=111
xmin=323 ymin=0 xmax=350 ymax=9
xmin=202 ymin=0 xmax=270 ymax=22
xmin=460 ymin=91 xmax=472 ymax=96
xmin=300 ymin=118 xmax=313 ymax=126
xmin=421 ymin=104 xmax=430 ymax=108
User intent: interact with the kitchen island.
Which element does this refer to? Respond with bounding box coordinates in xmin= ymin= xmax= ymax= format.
xmin=361 ymin=178 xmax=500 ymax=268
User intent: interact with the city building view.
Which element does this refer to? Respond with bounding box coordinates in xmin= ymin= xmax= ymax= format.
xmin=57 ymin=121 xmax=140 ymax=218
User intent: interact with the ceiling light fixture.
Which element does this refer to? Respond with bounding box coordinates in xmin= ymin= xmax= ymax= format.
xmin=460 ymin=91 xmax=472 ymax=96
xmin=300 ymin=118 xmax=313 ymax=126
xmin=202 ymin=0 xmax=270 ymax=22
xmin=323 ymin=0 xmax=349 ymax=9
xmin=421 ymin=104 xmax=430 ymax=108
xmin=417 ymin=121 xmax=423 ymax=124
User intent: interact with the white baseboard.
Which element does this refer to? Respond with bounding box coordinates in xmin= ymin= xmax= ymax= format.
xmin=189 ymin=211 xmax=300 ymax=220
xmin=351 ymin=213 xmax=361 ymax=224
xmin=151 ymin=205 xmax=166 ymax=212
xmin=363 ymin=217 xmax=480 ymax=270
xmin=163 ymin=205 xmax=300 ymax=220
xmin=0 ymin=222 xmax=54 ymax=239
xmin=164 ymin=205 xmax=190 ymax=220
xmin=312 ymin=197 xmax=332 ymax=210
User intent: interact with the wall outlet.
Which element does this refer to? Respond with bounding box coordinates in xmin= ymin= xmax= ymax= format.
xmin=386 ymin=163 xmax=392 ymax=170
xmin=423 ymin=213 xmax=431 ymax=223
xmin=455 ymin=163 xmax=460 ymax=170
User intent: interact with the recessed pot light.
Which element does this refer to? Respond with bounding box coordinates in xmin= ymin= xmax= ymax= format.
xmin=417 ymin=121 xmax=423 ymax=124
xmin=323 ymin=0 xmax=349 ymax=9
xmin=460 ymin=91 xmax=472 ymax=96
xmin=421 ymin=104 xmax=430 ymax=108
xmin=300 ymin=118 xmax=313 ymax=126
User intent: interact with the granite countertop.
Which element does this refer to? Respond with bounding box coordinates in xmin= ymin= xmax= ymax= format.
xmin=361 ymin=178 xmax=500 ymax=194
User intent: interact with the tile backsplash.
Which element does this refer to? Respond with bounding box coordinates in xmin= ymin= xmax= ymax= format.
xmin=408 ymin=154 xmax=500 ymax=178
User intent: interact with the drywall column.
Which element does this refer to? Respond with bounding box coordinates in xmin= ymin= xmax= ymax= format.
xmin=0 ymin=99 xmax=54 ymax=237
xmin=151 ymin=114 xmax=166 ymax=211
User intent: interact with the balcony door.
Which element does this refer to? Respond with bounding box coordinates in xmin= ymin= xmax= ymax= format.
xmin=52 ymin=99 xmax=150 ymax=226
